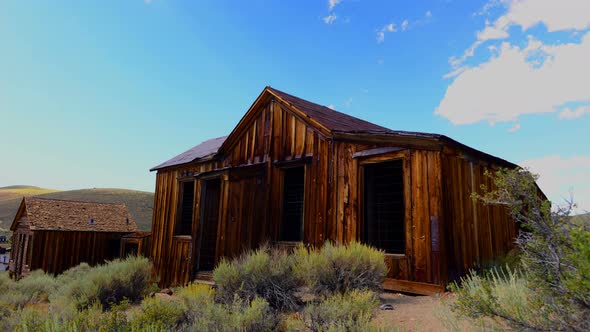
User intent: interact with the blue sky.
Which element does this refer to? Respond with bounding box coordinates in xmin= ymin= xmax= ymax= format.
xmin=0 ymin=0 xmax=588 ymax=211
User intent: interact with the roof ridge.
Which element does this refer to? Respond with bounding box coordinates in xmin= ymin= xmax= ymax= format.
xmin=266 ymin=86 xmax=394 ymax=133
xmin=26 ymin=196 xmax=128 ymax=206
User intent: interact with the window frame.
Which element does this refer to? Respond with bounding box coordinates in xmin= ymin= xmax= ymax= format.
xmin=175 ymin=178 xmax=196 ymax=237
xmin=358 ymin=149 xmax=411 ymax=257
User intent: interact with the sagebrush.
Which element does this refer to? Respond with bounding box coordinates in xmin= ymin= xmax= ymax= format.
xmin=449 ymin=168 xmax=590 ymax=331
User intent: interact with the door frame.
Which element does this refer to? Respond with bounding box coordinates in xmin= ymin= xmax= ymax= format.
xmin=194 ymin=176 xmax=222 ymax=273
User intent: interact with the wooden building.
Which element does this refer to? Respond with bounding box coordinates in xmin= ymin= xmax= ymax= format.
xmin=149 ymin=87 xmax=521 ymax=294
xmin=9 ymin=197 xmax=137 ymax=278
xmin=121 ymin=232 xmax=151 ymax=258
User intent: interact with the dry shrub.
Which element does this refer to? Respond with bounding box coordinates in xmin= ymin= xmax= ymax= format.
xmin=51 ymin=256 xmax=156 ymax=311
xmin=303 ymin=290 xmax=380 ymax=332
xmin=213 ymin=245 xmax=302 ymax=311
xmin=295 ymin=241 xmax=388 ymax=296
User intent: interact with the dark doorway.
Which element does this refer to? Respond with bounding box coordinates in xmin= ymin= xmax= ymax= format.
xmin=196 ymin=178 xmax=221 ymax=271
xmin=280 ymin=167 xmax=305 ymax=242
xmin=363 ymin=160 xmax=405 ymax=254
xmin=107 ymin=238 xmax=121 ymax=259
xmin=123 ymin=242 xmax=139 ymax=257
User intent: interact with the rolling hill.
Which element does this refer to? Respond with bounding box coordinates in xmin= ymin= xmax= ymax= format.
xmin=0 ymin=186 xmax=154 ymax=234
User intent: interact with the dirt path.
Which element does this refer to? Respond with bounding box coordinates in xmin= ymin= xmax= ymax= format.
xmin=374 ymin=292 xmax=466 ymax=331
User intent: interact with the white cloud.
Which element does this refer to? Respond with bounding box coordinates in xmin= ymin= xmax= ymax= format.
xmin=377 ymin=23 xmax=396 ymax=43
xmin=473 ymin=0 xmax=507 ymax=17
xmin=559 ymin=105 xmax=590 ymax=119
xmin=344 ymin=97 xmax=353 ymax=108
xmin=477 ymin=24 xmax=510 ymax=41
xmin=328 ymin=0 xmax=342 ymax=11
xmin=401 ymin=20 xmax=409 ymax=31
xmin=425 ymin=10 xmax=432 ymax=18
xmin=501 ymin=0 xmax=590 ymax=33
xmin=508 ymin=123 xmax=521 ymax=132
xmin=520 ymin=155 xmax=590 ymax=213
xmin=323 ymin=14 xmax=337 ymax=24
xmin=436 ymin=32 xmax=590 ymax=125
xmin=453 ymin=0 xmax=590 ymax=68
xmin=328 ymin=104 xmax=335 ymax=110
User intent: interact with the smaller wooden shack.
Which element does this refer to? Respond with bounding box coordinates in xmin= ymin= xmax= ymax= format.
xmin=121 ymin=232 xmax=151 ymax=258
xmin=9 ymin=197 xmax=138 ymax=278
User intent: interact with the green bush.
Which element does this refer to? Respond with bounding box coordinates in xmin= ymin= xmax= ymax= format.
xmin=295 ymin=242 xmax=388 ymax=296
xmin=303 ymin=290 xmax=379 ymax=332
xmin=0 ymin=270 xmax=58 ymax=309
xmin=449 ymin=168 xmax=590 ymax=331
xmin=130 ymin=296 xmax=186 ymax=330
xmin=213 ymin=245 xmax=302 ymax=311
xmin=51 ymin=256 xmax=156 ymax=311
xmin=0 ymin=271 xmax=13 ymax=289
xmin=449 ymin=268 xmax=549 ymax=330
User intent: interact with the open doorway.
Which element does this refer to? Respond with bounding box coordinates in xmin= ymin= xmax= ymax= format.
xmin=196 ymin=178 xmax=221 ymax=272
xmin=363 ymin=160 xmax=405 ymax=254
xmin=280 ymin=166 xmax=305 ymax=242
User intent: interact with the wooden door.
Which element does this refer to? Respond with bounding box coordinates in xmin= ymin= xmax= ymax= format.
xmin=196 ymin=179 xmax=221 ymax=272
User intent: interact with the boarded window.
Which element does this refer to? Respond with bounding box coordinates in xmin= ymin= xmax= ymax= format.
xmin=363 ymin=160 xmax=405 ymax=254
xmin=280 ymin=167 xmax=304 ymax=241
xmin=176 ymin=181 xmax=195 ymax=236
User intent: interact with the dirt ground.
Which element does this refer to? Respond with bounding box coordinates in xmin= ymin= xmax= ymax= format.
xmin=374 ymin=292 xmax=467 ymax=331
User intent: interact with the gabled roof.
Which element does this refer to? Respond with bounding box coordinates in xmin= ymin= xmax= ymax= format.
xmin=11 ymin=197 xmax=137 ymax=233
xmin=150 ymin=86 xmax=517 ymax=171
xmin=266 ymin=87 xmax=394 ymax=134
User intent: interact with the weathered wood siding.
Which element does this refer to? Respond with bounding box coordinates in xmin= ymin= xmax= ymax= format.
xmin=333 ymin=143 xmax=445 ymax=291
xmin=150 ymin=100 xmax=334 ymax=286
xmin=150 ymin=96 xmax=518 ymax=294
xmin=442 ymin=153 xmax=517 ymax=281
xmin=13 ymin=230 xmax=128 ymax=276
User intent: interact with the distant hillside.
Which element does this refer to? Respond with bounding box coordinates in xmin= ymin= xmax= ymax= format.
xmin=0 ymin=186 xmax=154 ymax=233
xmin=572 ymin=212 xmax=590 ymax=224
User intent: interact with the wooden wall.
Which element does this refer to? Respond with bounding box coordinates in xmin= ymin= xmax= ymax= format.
xmin=442 ymin=153 xmax=517 ymax=281
xmin=11 ymin=230 xmax=128 ymax=277
xmin=332 ymin=144 xmax=446 ymax=292
xmin=150 ymin=96 xmax=517 ymax=294
xmin=150 ymin=100 xmax=334 ymax=286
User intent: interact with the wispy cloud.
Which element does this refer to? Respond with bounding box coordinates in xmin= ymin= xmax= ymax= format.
xmin=344 ymin=97 xmax=353 ymax=108
xmin=451 ymin=0 xmax=590 ymax=69
xmin=401 ymin=20 xmax=409 ymax=31
xmin=377 ymin=23 xmax=396 ymax=43
xmin=328 ymin=104 xmax=335 ymax=110
xmin=559 ymin=105 xmax=590 ymax=119
xmin=377 ymin=11 xmax=433 ymax=43
xmin=323 ymin=14 xmax=337 ymax=24
xmin=508 ymin=123 xmax=521 ymax=133
xmin=329 ymin=0 xmax=342 ymax=11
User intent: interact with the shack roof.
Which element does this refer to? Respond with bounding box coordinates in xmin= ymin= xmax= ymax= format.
xmin=11 ymin=197 xmax=137 ymax=233
xmin=151 ymin=86 xmax=516 ymax=171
